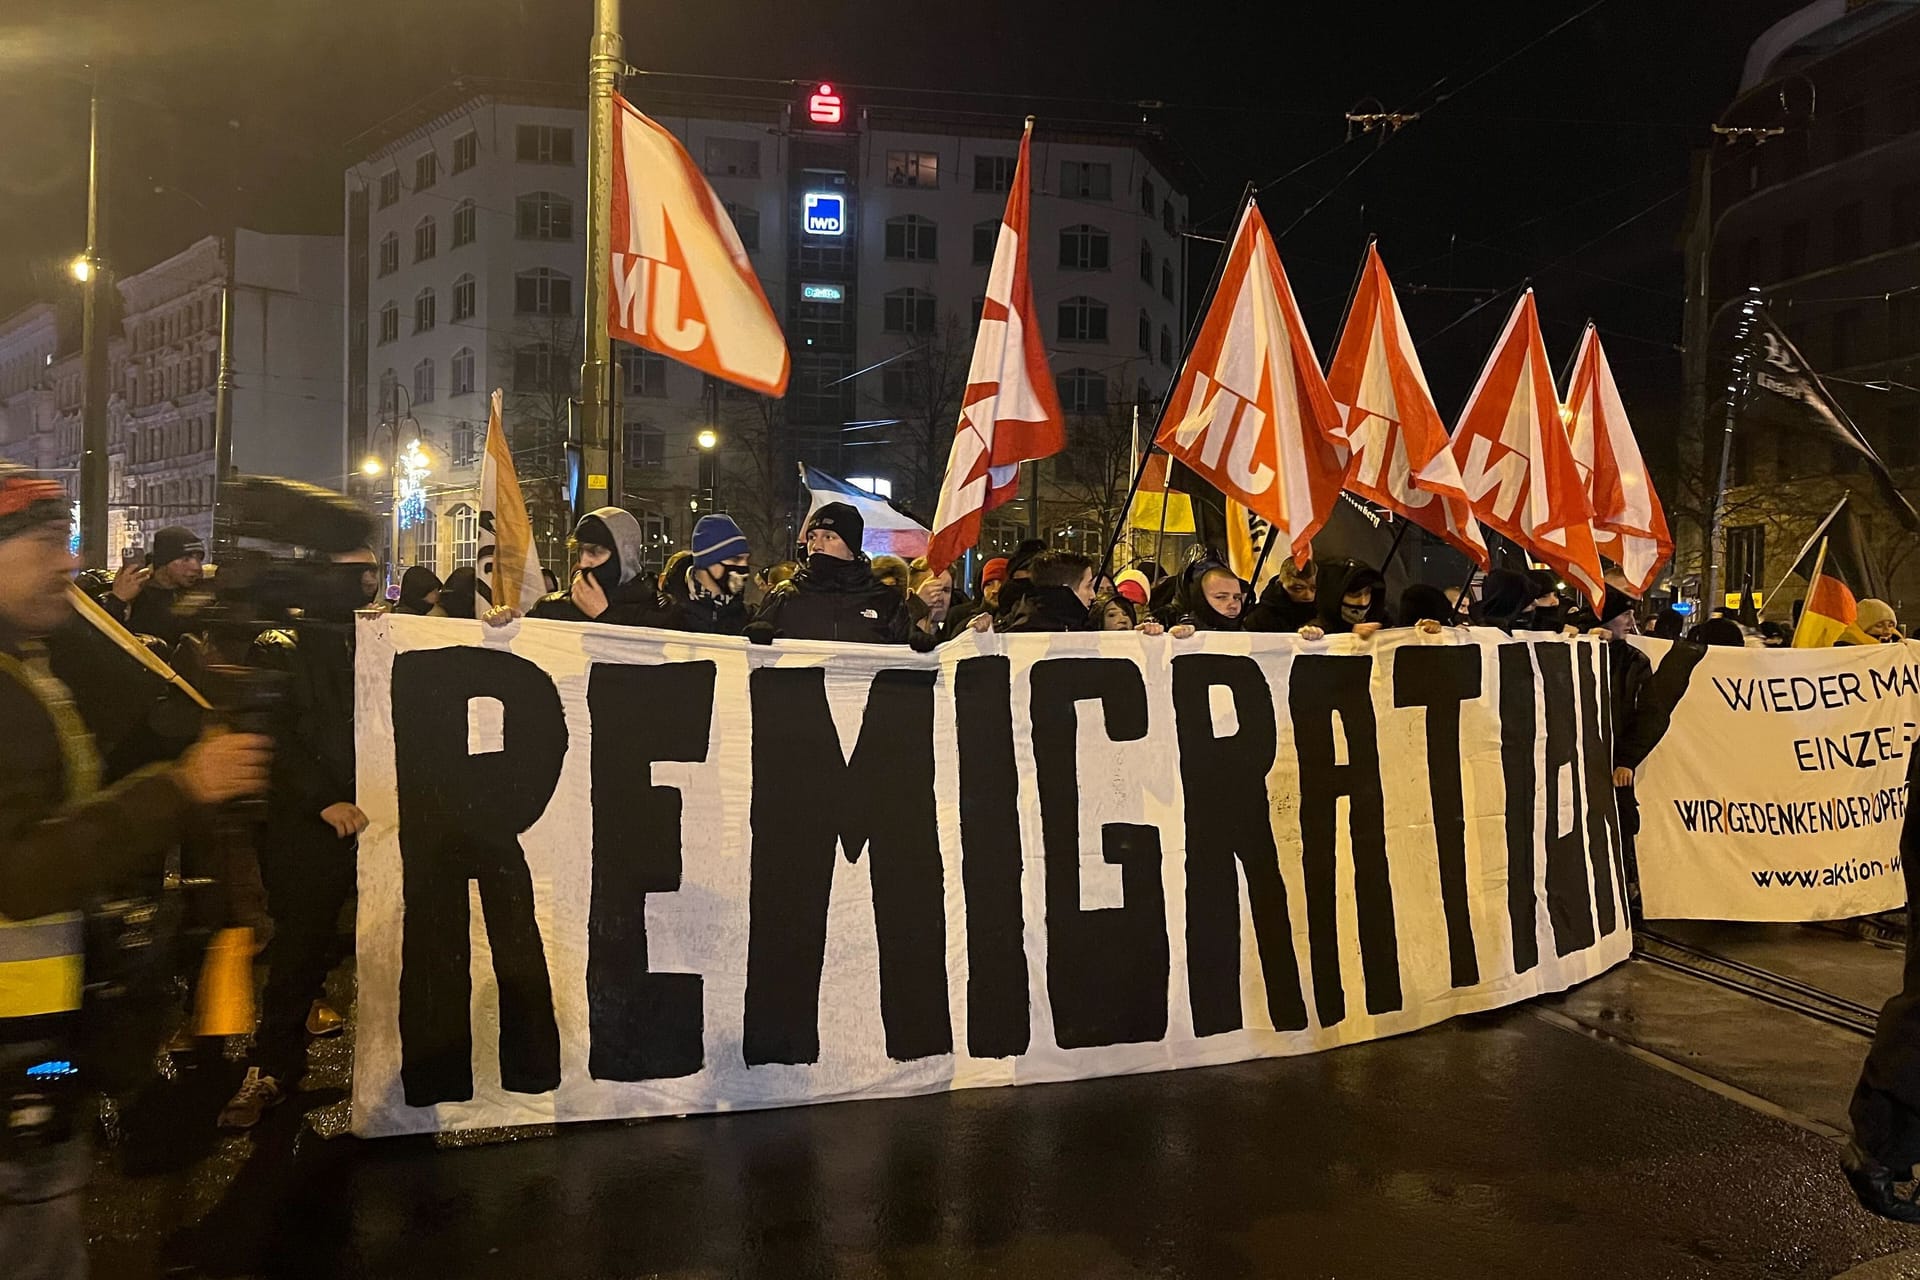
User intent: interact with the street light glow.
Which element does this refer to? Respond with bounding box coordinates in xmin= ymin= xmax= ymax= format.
xmin=696 ymin=428 xmax=719 ymax=450
xmin=361 ymin=456 xmax=384 ymax=476
xmin=69 ymin=256 xmax=92 ymax=283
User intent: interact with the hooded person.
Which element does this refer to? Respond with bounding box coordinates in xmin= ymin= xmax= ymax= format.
xmin=748 ymin=502 xmax=930 ymax=648
xmin=996 ymin=551 xmax=1097 ymax=633
xmin=662 ymin=513 xmax=752 ymax=635
xmin=101 ymin=524 xmax=207 ymax=648
xmin=1396 ymin=583 xmax=1459 ymax=628
xmin=393 ymin=566 xmax=442 ymax=616
xmin=1245 ymin=557 xmax=1320 ymax=633
xmin=1695 ymin=616 xmax=1747 ymax=647
xmin=1473 ymin=569 xmax=1536 ymax=633
xmin=1164 ymin=559 xmax=1248 ymax=631
xmin=432 ymin=565 xmax=478 ymax=618
xmin=1523 ymin=569 xmax=1566 ymax=632
xmin=1304 ymin=559 xmax=1388 ymax=636
xmin=995 ymin=539 xmax=1050 ymax=619
xmin=529 ymin=507 xmax=674 ymax=626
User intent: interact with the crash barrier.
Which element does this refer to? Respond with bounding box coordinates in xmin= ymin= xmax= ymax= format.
xmin=351 ymin=618 xmax=1630 ymax=1137
xmin=1629 ymin=636 xmax=1918 ymax=922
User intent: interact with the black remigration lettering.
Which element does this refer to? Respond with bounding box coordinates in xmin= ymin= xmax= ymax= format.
xmin=1392 ymin=645 xmax=1483 ymax=988
xmin=954 ymin=655 xmax=1029 ymax=1058
xmin=1172 ymin=653 xmax=1307 ymax=1035
xmin=1537 ymin=646 xmax=1596 ymax=956
xmin=742 ymin=667 xmax=949 ymax=1066
xmin=391 ymin=646 xmax=564 ymax=1106
xmin=1290 ymin=653 xmax=1402 ymax=1025
xmin=1499 ymin=645 xmax=1540 ymax=973
xmin=1576 ymin=643 xmax=1620 ymax=938
xmin=1031 ymin=657 xmax=1169 ymax=1050
xmin=585 ymin=661 xmax=712 ymax=1082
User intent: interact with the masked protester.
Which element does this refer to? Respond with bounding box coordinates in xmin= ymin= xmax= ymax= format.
xmin=1523 ymin=569 xmax=1566 ymax=632
xmin=1245 ymin=557 xmax=1319 ymax=632
xmin=1396 ymin=584 xmax=1458 ymax=628
xmin=997 ymin=551 xmax=1097 ymax=633
xmin=432 ymin=565 xmax=478 ymax=618
xmin=1473 ymin=569 xmax=1536 ymax=633
xmin=995 ymin=539 xmax=1049 ymax=620
xmin=1165 ymin=560 xmax=1247 ymax=631
xmin=218 ymin=546 xmax=380 ymax=1130
xmin=748 ymin=503 xmax=930 ymax=648
xmin=1589 ymin=587 xmax=1659 ymax=912
xmin=0 ymin=467 xmax=270 ymax=1270
xmin=100 ymin=525 xmax=206 ymax=649
xmin=393 ymin=566 xmax=442 ymax=616
xmin=529 ymin=508 xmax=674 ymax=627
xmin=1302 ymin=559 xmax=1386 ymax=639
xmin=663 ymin=514 xmax=752 ymax=636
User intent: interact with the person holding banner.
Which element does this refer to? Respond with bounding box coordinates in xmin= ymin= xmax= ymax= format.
xmin=660 ymin=515 xmax=753 ymax=637
xmin=526 ymin=509 xmax=674 ymax=629
xmin=1302 ymin=560 xmax=1388 ymax=640
xmin=1244 ymin=558 xmax=1318 ymax=633
xmin=1161 ymin=560 xmax=1247 ymax=632
xmin=748 ymin=503 xmax=930 ymax=649
xmin=996 ymin=551 xmax=1098 ymax=633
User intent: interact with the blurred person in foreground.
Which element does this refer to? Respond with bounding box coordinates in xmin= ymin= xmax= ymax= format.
xmin=0 ymin=465 xmax=269 ymax=1278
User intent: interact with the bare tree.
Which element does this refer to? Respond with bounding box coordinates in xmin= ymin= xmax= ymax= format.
xmin=857 ymin=313 xmax=972 ymax=519
xmin=717 ymin=389 xmax=797 ymax=561
xmin=1046 ymin=392 xmax=1143 ymax=561
xmin=496 ymin=313 xmax=579 ymax=568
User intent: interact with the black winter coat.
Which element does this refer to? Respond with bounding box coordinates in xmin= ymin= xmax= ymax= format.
xmin=749 ymin=556 xmax=924 ymax=646
xmin=996 ymin=586 xmax=1093 ymax=633
xmin=528 ymin=579 xmax=677 ymax=628
xmin=1609 ymin=638 xmax=1661 ymax=770
xmin=99 ymin=583 xmax=190 ymax=648
xmin=1243 ymin=580 xmax=1318 ymax=633
xmin=251 ymin=624 xmax=356 ymax=829
xmin=661 ymin=567 xmax=751 ymax=635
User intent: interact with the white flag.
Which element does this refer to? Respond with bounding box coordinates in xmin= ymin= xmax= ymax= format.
xmin=476 ymin=389 xmax=546 ymax=616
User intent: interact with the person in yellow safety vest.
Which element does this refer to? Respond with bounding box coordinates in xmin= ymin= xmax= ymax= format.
xmin=0 ymin=464 xmax=271 ymax=1280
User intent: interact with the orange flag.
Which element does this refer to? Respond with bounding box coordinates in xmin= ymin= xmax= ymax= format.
xmin=1563 ymin=324 xmax=1672 ymax=596
xmin=1448 ymin=291 xmax=1604 ymax=608
xmin=1156 ymin=201 xmax=1347 ymax=563
xmin=608 ymin=94 xmax=789 ymax=395
xmin=1327 ymin=245 xmax=1487 ymax=566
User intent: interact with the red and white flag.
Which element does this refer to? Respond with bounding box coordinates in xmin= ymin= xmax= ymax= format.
xmin=1326 ymin=245 xmax=1487 ymax=566
xmin=926 ymin=120 xmax=1065 ymax=574
xmin=608 ymin=94 xmax=789 ymax=395
xmin=1156 ymin=201 xmax=1346 ymax=563
xmin=1449 ymin=291 xmax=1605 ymax=608
xmin=1563 ymin=324 xmax=1672 ymax=596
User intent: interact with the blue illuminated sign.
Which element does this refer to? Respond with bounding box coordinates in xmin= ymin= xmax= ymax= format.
xmin=26 ymin=1060 xmax=77 ymax=1079
xmin=1672 ymin=600 xmax=1695 ymax=616
xmin=804 ymin=191 xmax=846 ymax=236
xmin=801 ymin=282 xmax=845 ymax=302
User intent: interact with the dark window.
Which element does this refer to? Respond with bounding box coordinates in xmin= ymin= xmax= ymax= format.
xmin=452 ymin=131 xmax=478 ymax=174
xmin=1780 ymin=220 xmax=1810 ymax=278
xmin=881 ymin=368 xmax=908 ymax=407
xmin=793 ymin=296 xmax=848 ymax=346
xmin=377 ymin=233 xmax=398 ymax=277
xmin=515 ymin=268 xmax=573 ymax=315
xmin=452 ymin=274 xmax=475 ymax=321
xmin=883 ymin=288 xmax=937 ymax=335
xmin=1139 ymin=239 xmax=1153 ymax=284
xmin=377 ymin=170 xmax=400 ymax=208
xmin=415 ymin=151 xmax=438 ymax=191
xmin=1725 ymin=524 xmax=1764 ymax=589
xmin=1140 ymin=176 xmax=1156 ymax=215
xmin=1833 ymin=201 xmax=1865 ymax=262
xmin=725 ymin=202 xmax=760 ymax=252
xmin=1736 ymin=237 xmax=1762 ymax=288
xmin=1160 ymin=326 xmax=1174 ymax=367
xmin=973 ymin=219 xmax=998 ymax=266
xmin=1161 ymin=260 xmax=1175 ymax=302
xmin=971 ymin=295 xmax=986 ymax=336
xmin=1058 ymin=296 xmax=1107 ymax=343
xmin=516 ymin=124 xmax=574 ymax=164
xmin=378 ymin=303 xmax=398 ymax=345
xmin=451 ymin=348 xmax=475 ymax=396
xmin=514 ymin=342 xmax=556 ymax=390
xmin=1059 ymin=224 xmax=1110 ymax=271
xmin=413 ymin=289 xmax=436 ymax=333
xmin=617 ymin=346 xmax=668 ymax=398
xmin=1060 ymin=368 xmax=1107 ymax=414
xmin=885 ymin=214 xmax=938 ymax=262
xmin=452 ymin=200 xmax=477 ymax=248
xmin=626 ymin=421 xmax=665 ymax=467
xmin=451 ymin=421 xmax=477 ymax=467
xmin=790 ymin=353 xmax=852 ymax=423
xmin=1162 ymin=199 xmax=1177 ymax=236
xmin=1060 ymin=160 xmax=1112 ymax=200
xmin=413 ymin=217 xmax=436 ymax=262
xmin=702 ymin=136 xmax=759 ymax=177
xmin=1893 ymin=183 xmax=1920 ymax=245
xmin=516 ymin=192 xmax=574 ymax=240
xmin=1138 ymin=308 xmax=1151 ymax=353
xmin=974 ymin=154 xmax=1015 ymax=193
xmin=1831 ymin=309 xmax=1861 ymax=369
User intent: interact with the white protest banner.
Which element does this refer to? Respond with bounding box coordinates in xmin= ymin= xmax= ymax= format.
xmin=352 ymin=620 xmax=1630 ymax=1137
xmin=1630 ymin=637 xmax=1918 ymax=920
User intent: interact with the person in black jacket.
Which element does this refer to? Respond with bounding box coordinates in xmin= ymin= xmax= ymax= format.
xmin=748 ymin=502 xmax=929 ymax=648
xmin=1161 ymin=559 xmax=1247 ymax=631
xmin=526 ymin=508 xmax=674 ymax=627
xmin=392 ymin=566 xmax=441 ymax=616
xmin=661 ymin=514 xmax=752 ymax=635
xmin=1300 ymin=559 xmax=1388 ymax=639
xmin=1591 ymin=587 xmax=1656 ymax=907
xmin=997 ymin=551 xmax=1096 ymax=633
xmin=1397 ymin=583 xmax=1459 ymax=628
xmin=1244 ymin=557 xmax=1319 ymax=633
xmin=219 ymin=546 xmax=382 ymax=1130
xmin=1473 ymin=568 xmax=1535 ymax=633
xmin=100 ymin=525 xmax=206 ymax=648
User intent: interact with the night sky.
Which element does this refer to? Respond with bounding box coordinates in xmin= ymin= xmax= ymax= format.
xmin=0 ymin=0 xmax=1808 ymax=457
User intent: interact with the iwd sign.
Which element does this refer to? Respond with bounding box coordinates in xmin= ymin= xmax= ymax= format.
xmin=351 ymin=621 xmax=1631 ymax=1137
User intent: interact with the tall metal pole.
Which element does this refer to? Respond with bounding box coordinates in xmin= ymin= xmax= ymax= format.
xmin=210 ymin=231 xmax=235 ymax=553
xmin=78 ymin=66 xmax=112 ymax=567
xmin=1704 ymin=394 xmax=1737 ymax=616
xmin=578 ymin=0 xmax=623 ymax=521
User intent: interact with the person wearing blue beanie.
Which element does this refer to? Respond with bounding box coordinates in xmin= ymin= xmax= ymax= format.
xmin=665 ymin=513 xmax=753 ymax=635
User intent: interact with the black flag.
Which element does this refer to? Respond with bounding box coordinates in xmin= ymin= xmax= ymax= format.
xmin=1743 ymin=309 xmax=1920 ymax=530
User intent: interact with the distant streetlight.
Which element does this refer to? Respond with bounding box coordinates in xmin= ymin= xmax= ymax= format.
xmin=696 ymin=427 xmax=719 ymax=451
xmin=69 ymin=255 xmax=93 ymax=283
xmin=361 ymin=456 xmax=385 ymax=477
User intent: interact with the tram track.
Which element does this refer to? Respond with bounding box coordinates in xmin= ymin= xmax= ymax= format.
xmin=1633 ymin=928 xmax=1882 ymax=1039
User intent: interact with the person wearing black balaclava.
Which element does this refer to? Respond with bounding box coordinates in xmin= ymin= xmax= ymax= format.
xmin=748 ymin=502 xmax=931 ymax=648
xmin=1522 ymin=569 xmax=1566 ymax=632
xmin=1473 ymin=568 xmax=1536 ymax=633
xmin=993 ymin=538 xmax=1049 ymax=622
xmin=220 ymin=545 xmax=383 ymax=1129
xmin=527 ymin=507 xmax=673 ymax=627
xmin=1299 ymin=559 xmax=1387 ymax=639
xmin=432 ymin=565 xmax=478 ymax=618
xmin=393 ymin=565 xmax=441 ymax=616
xmin=1396 ymin=583 xmax=1459 ymax=628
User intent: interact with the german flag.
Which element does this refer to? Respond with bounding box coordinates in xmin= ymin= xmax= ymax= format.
xmin=1790 ymin=498 xmax=1879 ymax=646
xmin=1127 ymin=449 xmax=1195 ymax=535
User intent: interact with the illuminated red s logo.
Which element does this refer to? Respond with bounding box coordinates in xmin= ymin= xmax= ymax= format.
xmin=808 ymin=83 xmax=842 ymax=126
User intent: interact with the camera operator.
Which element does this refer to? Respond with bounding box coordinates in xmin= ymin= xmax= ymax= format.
xmin=99 ymin=526 xmax=206 ymax=649
xmin=0 ymin=466 xmax=270 ymax=1280
xmin=219 ymin=546 xmax=379 ymax=1130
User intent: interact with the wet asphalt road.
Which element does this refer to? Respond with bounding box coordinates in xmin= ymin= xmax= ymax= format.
xmin=84 ymin=987 xmax=1919 ymax=1280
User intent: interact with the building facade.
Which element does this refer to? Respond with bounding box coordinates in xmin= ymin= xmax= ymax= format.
xmin=343 ymin=78 xmax=1190 ymax=580
xmin=0 ymin=232 xmax=343 ymax=558
xmin=1682 ymin=0 xmax=1920 ymax=612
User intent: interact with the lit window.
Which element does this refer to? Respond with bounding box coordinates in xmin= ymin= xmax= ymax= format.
xmin=1058 ymin=296 xmax=1108 ymax=343
xmin=884 ymin=214 xmax=938 ymax=262
xmin=886 ymin=150 xmax=939 ymax=189
xmin=1060 ymin=160 xmax=1112 ymax=200
xmin=883 ymin=288 xmax=937 ymax=335
xmin=515 ymin=268 xmax=573 ymax=316
xmin=452 ymin=131 xmax=478 ymax=174
xmin=515 ymin=191 xmax=574 ymax=241
xmin=1059 ymin=224 xmax=1109 ymax=271
xmin=844 ymin=476 xmax=892 ymax=498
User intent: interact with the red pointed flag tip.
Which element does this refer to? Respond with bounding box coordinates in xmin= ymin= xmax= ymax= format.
xmin=1447 ymin=291 xmax=1605 ymax=608
xmin=926 ymin=121 xmax=1066 ymax=575
xmin=1326 ymin=244 xmax=1488 ymax=567
xmin=608 ymin=94 xmax=790 ymax=396
xmin=1564 ymin=324 xmax=1672 ymax=596
xmin=1155 ymin=201 xmax=1347 ymax=563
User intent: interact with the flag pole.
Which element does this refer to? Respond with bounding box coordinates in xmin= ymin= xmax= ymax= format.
xmin=1099 ymin=180 xmax=1257 ymax=574
xmin=1789 ymin=536 xmax=1831 ymax=647
xmin=1762 ymin=492 xmax=1848 ymax=613
xmin=578 ymin=0 xmax=623 ymax=523
xmin=1248 ymin=523 xmax=1282 ymax=586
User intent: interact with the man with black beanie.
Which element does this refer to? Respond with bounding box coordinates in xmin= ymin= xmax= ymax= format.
xmin=528 ymin=507 xmax=673 ymax=627
xmin=748 ymin=502 xmax=927 ymax=647
xmin=100 ymin=525 xmax=206 ymax=648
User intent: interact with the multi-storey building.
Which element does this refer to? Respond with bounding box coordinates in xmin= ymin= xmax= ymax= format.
xmin=343 ymin=77 xmax=1190 ymax=579
xmin=0 ymin=232 xmax=342 ymax=557
xmin=1681 ymin=0 xmax=1920 ymax=609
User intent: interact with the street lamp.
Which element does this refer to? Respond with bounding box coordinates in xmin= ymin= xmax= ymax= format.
xmin=696 ymin=428 xmax=718 ymax=451
xmin=69 ymin=256 xmax=93 ymax=283
xmin=694 ymin=427 xmax=720 ymax=514
xmin=360 ymin=456 xmax=384 ymax=477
